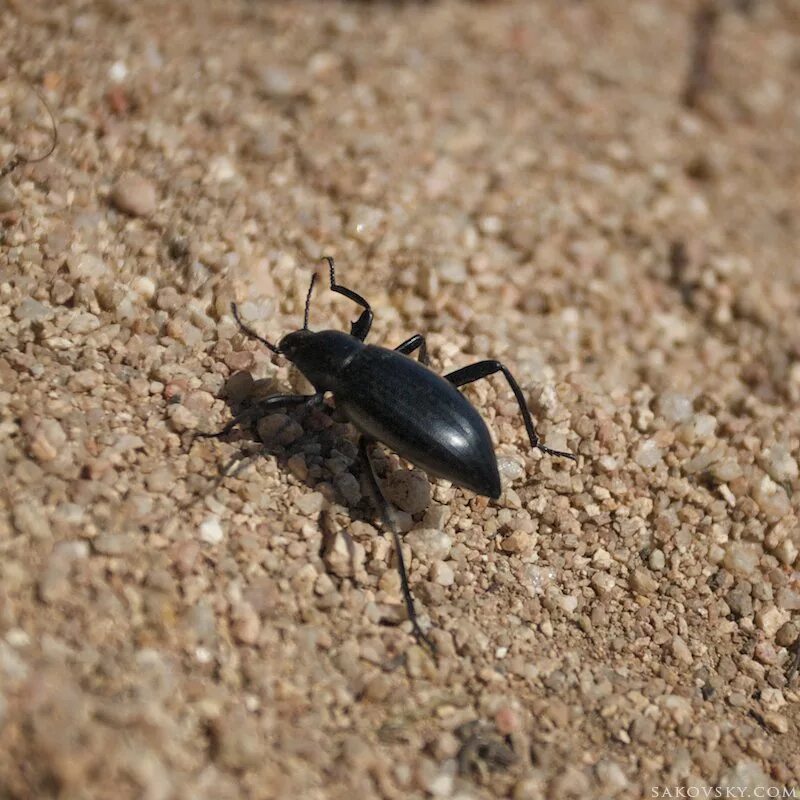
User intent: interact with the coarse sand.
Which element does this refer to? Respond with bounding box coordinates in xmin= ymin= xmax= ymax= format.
xmin=1 ymin=1 xmax=799 ymax=798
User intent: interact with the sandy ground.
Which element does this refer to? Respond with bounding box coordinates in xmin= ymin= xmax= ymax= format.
xmin=1 ymin=1 xmax=799 ymax=798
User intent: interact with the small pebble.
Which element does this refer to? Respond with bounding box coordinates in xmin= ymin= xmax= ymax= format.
xmin=346 ymin=204 xmax=384 ymax=243
xmin=762 ymin=713 xmax=788 ymax=734
xmin=295 ymin=491 xmax=325 ymax=516
xmin=404 ymin=528 xmax=452 ymax=562
xmin=775 ymin=621 xmax=798 ymax=647
xmin=591 ymin=572 xmax=616 ymax=597
xmin=199 ymin=517 xmax=224 ymax=545
xmin=762 ymin=443 xmax=798 ymax=483
xmin=671 ymin=635 xmax=693 ymax=664
xmin=656 ymin=392 xmax=693 ymax=424
xmin=497 ymin=455 xmax=525 ymax=484
xmin=629 ymin=569 xmax=658 ymax=595
xmin=727 ymin=585 xmax=754 ymax=618
xmin=776 ymin=586 xmax=800 ymax=611
xmin=633 ymin=439 xmax=663 ymax=468
xmin=110 ymin=172 xmax=157 ymax=216
xmin=755 ymin=605 xmax=789 ymax=638
xmin=93 ymin=533 xmax=135 ymax=556
xmin=429 ymin=560 xmax=454 ymax=587
xmin=753 ymin=640 xmax=778 ymax=665
xmin=500 ymin=530 xmax=533 ymax=554
xmin=13 ymin=504 xmax=50 ymax=539
xmin=323 ymin=531 xmax=365 ymax=577
xmin=773 ymin=538 xmax=798 ymax=567
xmin=167 ymin=404 xmax=198 ymax=433
xmin=592 ymin=548 xmax=612 ymax=569
xmin=257 ymin=414 xmax=303 ymax=446
xmin=0 ymin=180 xmax=17 ymax=212
xmin=386 ymin=470 xmax=431 ymax=515
xmin=522 ymin=565 xmax=556 ymax=596
xmin=13 ymin=298 xmax=54 ymax=322
xmin=231 ymin=602 xmax=261 ymax=645
xmin=678 ymin=413 xmax=717 ymax=444
xmin=723 ymin=543 xmax=759 ymax=576
xmin=752 ymin=474 xmax=791 ymax=520
xmin=334 ymin=472 xmax=361 ymax=506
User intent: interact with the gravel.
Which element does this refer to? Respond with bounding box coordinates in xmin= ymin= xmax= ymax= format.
xmin=1 ymin=1 xmax=799 ymax=798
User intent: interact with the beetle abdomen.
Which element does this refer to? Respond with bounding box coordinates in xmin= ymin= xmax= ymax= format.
xmin=335 ymin=346 xmax=502 ymax=499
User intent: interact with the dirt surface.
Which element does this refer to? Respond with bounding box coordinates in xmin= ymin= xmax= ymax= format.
xmin=1 ymin=1 xmax=799 ymax=798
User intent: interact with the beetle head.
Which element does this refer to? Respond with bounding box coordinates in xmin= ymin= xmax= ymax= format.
xmin=277 ymin=329 xmax=313 ymax=361
xmin=278 ymin=328 xmax=361 ymax=392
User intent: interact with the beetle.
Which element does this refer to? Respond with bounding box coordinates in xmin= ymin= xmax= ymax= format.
xmin=197 ymin=257 xmax=576 ymax=648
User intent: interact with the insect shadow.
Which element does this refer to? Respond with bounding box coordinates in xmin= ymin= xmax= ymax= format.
xmin=188 ymin=375 xmax=428 ymax=639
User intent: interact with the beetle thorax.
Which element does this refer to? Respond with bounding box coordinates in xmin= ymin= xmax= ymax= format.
xmin=278 ymin=329 xmax=362 ymax=391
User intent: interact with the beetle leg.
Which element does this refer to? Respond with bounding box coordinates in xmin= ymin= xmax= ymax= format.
xmin=194 ymin=392 xmax=323 ymax=440
xmin=444 ymin=360 xmax=577 ymax=462
xmin=394 ymin=334 xmax=429 ymax=365
xmin=358 ymin=437 xmax=435 ymax=653
xmin=322 ymin=256 xmax=374 ymax=341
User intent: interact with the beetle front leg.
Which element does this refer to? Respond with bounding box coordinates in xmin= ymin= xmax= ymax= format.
xmin=445 ymin=360 xmax=577 ymax=462
xmin=394 ymin=334 xmax=429 ymax=365
xmin=194 ymin=392 xmax=323 ymax=440
xmin=358 ymin=437 xmax=435 ymax=653
xmin=322 ymin=256 xmax=374 ymax=341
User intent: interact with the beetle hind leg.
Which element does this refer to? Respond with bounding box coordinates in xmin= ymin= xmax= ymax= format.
xmin=358 ymin=437 xmax=435 ymax=653
xmin=193 ymin=392 xmax=323 ymax=441
xmin=445 ymin=360 xmax=577 ymax=462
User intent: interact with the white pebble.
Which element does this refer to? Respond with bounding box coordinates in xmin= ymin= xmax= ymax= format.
xmin=346 ymin=205 xmax=384 ymax=243
xmin=559 ymin=594 xmax=579 ymax=613
xmin=656 ymin=392 xmax=693 ymax=423
xmin=755 ymin=605 xmax=789 ymax=638
xmin=762 ymin=443 xmax=798 ymax=483
xmin=429 ymin=561 xmax=454 ymax=587
xmin=522 ymin=565 xmax=556 ymax=596
xmin=671 ymin=635 xmax=693 ymax=664
xmin=678 ymin=413 xmax=717 ymax=444
xmin=592 ymin=548 xmax=613 ymax=569
xmin=753 ymin=474 xmax=790 ymax=519
xmin=634 ymin=439 xmax=663 ymax=468
xmin=108 ymin=60 xmax=128 ymax=82
xmin=199 ymin=517 xmax=224 ymax=545
xmin=497 ymin=455 xmax=525 ymax=484
xmin=132 ymin=276 xmax=156 ymax=299
xmin=723 ymin=542 xmax=760 ymax=576
xmin=591 ymin=572 xmax=616 ymax=597
xmin=404 ymin=529 xmax=452 ymax=562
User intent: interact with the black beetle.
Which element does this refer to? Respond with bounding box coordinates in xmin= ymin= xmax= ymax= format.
xmin=198 ymin=257 xmax=576 ymax=648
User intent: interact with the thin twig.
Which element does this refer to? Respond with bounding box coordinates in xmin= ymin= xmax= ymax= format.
xmin=0 ymin=84 xmax=58 ymax=179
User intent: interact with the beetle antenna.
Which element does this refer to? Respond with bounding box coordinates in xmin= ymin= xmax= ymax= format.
xmin=230 ymin=302 xmax=280 ymax=354
xmin=322 ymin=255 xmax=336 ymax=284
xmin=303 ymin=271 xmax=317 ymax=330
xmin=0 ymin=85 xmax=58 ymax=180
